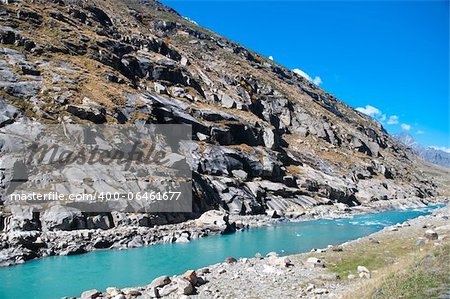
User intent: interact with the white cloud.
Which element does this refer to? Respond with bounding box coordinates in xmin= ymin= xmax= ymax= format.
xmin=387 ymin=115 xmax=399 ymax=125
xmin=313 ymin=76 xmax=322 ymax=85
xmin=268 ymin=55 xmax=274 ymax=61
xmin=183 ymin=16 xmax=198 ymax=25
xmin=416 ymin=130 xmax=425 ymax=135
xmin=293 ymin=68 xmax=311 ymax=80
xmin=429 ymin=146 xmax=450 ymax=153
xmin=401 ymin=123 xmax=411 ymax=131
xmin=356 ymin=105 xmax=382 ymax=117
xmin=293 ymin=68 xmax=322 ymax=85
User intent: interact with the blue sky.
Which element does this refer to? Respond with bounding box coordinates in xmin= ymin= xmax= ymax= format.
xmin=162 ymin=0 xmax=449 ymax=149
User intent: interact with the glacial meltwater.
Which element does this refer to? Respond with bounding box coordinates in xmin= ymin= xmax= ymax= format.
xmin=0 ymin=205 xmax=442 ymax=299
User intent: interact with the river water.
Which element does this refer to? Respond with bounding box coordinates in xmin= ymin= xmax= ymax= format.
xmin=0 ymin=205 xmax=441 ymax=299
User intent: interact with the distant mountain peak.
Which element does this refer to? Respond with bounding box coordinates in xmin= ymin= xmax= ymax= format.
xmin=395 ymin=134 xmax=450 ymax=168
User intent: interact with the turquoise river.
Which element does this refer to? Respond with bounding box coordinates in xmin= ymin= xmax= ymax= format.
xmin=0 ymin=205 xmax=442 ymax=299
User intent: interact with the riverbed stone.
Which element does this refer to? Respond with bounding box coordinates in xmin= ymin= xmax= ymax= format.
xmin=175 ymin=277 xmax=194 ymax=295
xmin=224 ymin=256 xmax=237 ymax=264
xmin=424 ymin=229 xmax=438 ymax=240
xmin=183 ymin=270 xmax=198 ymax=285
xmin=106 ymin=287 xmax=122 ymax=296
xmin=158 ymin=284 xmax=177 ymax=297
xmin=145 ymin=287 xmax=159 ymax=298
xmin=81 ymin=289 xmax=101 ymax=299
xmin=149 ymin=275 xmax=171 ymax=288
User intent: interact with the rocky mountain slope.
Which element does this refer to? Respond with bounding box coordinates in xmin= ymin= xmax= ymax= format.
xmin=0 ymin=0 xmax=443 ymax=235
xmin=395 ymin=133 xmax=450 ymax=168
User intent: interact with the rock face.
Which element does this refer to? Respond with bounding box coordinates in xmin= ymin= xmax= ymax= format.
xmin=0 ymin=0 xmax=443 ymax=249
xmin=41 ymin=205 xmax=85 ymax=231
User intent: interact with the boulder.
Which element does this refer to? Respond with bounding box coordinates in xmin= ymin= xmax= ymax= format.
xmin=424 ymin=229 xmax=438 ymax=240
xmin=175 ymin=277 xmax=194 ymax=295
xmin=81 ymin=289 xmax=101 ymax=299
xmin=224 ymin=256 xmax=237 ymax=264
xmin=41 ymin=205 xmax=84 ymax=231
xmin=158 ymin=284 xmax=177 ymax=297
xmin=231 ymin=169 xmax=248 ymax=180
xmin=195 ymin=210 xmax=235 ymax=234
xmin=122 ymin=288 xmax=141 ymax=296
xmin=219 ymin=93 xmax=236 ymax=109
xmin=149 ymin=275 xmax=171 ymax=288
xmin=106 ymin=287 xmax=122 ymax=296
xmin=183 ymin=270 xmax=197 ymax=285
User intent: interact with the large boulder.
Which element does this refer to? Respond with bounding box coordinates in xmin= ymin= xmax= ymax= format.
xmin=41 ymin=205 xmax=85 ymax=231
xmin=195 ymin=210 xmax=235 ymax=234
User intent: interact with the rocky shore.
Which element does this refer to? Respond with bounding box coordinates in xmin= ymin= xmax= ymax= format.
xmin=0 ymin=197 xmax=443 ymax=267
xmin=0 ymin=209 xmax=276 ymax=267
xmin=73 ymin=202 xmax=450 ymax=299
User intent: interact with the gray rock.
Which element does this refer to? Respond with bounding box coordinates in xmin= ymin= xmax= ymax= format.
xmin=41 ymin=205 xmax=84 ymax=231
xmin=5 ymin=205 xmax=40 ymax=231
xmin=357 ymin=265 xmax=369 ymax=273
xmin=2 ymin=81 xmax=41 ymax=99
xmin=224 ymin=256 xmax=237 ymax=264
xmin=175 ymin=277 xmax=194 ymax=295
xmin=67 ymin=105 xmax=106 ymax=124
xmin=182 ymin=270 xmax=197 ymax=285
xmin=81 ymin=289 xmax=101 ymax=299
xmin=149 ymin=275 xmax=171 ymax=288
xmin=195 ymin=210 xmax=235 ymax=234
xmin=231 ymin=169 xmax=248 ymax=180
xmin=424 ymin=229 xmax=438 ymax=240
xmin=219 ymin=92 xmax=236 ymax=109
xmin=0 ymin=98 xmax=22 ymax=127
xmin=158 ymin=284 xmax=177 ymax=297
xmin=154 ymin=82 xmax=167 ymax=94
